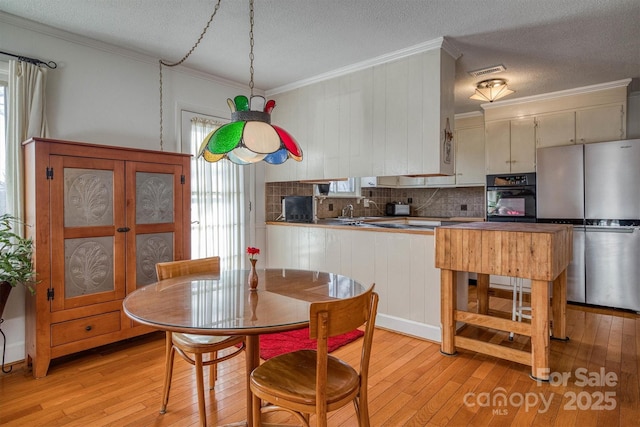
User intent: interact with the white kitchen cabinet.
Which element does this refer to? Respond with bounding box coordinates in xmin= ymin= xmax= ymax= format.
xmin=383 ymin=58 xmax=410 ymax=176
xmin=426 ymin=121 xmax=485 ymax=187
xmin=266 ymin=46 xmax=456 ymax=182
xmin=377 ymin=175 xmax=426 ymax=187
xmin=264 ymin=88 xmax=302 ymax=183
xmin=425 ymin=175 xmax=455 ymax=187
xmin=485 ymin=120 xmax=510 ymax=174
xmin=380 ymin=121 xmax=484 ymax=187
xmin=485 ymin=118 xmax=535 ymax=174
xmin=510 ymin=117 xmax=536 ymax=172
xmin=535 ymin=111 xmax=576 ymax=148
xmin=347 ymin=69 xmax=375 ymax=178
xmin=360 ymin=176 xmax=377 ymax=188
xmin=536 ymin=104 xmax=625 ymax=149
xmin=454 ymin=126 xmax=485 ymax=185
xmin=576 ymin=104 xmax=625 ymax=143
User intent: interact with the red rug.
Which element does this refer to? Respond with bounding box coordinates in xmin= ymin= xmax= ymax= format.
xmin=259 ymin=328 xmax=364 ymax=360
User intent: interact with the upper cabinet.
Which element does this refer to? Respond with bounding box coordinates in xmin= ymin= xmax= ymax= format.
xmin=425 ymin=113 xmax=485 ymax=187
xmin=266 ymin=41 xmax=459 ymax=182
xmin=485 ymin=117 xmax=536 ymax=174
xmin=536 ymin=104 xmax=626 ymax=148
xmin=483 ymin=79 xmax=630 ymax=160
xmin=535 ymin=111 xmax=576 ymax=148
xmin=451 ymin=115 xmax=486 ymax=185
xmin=377 ymin=175 xmax=426 ymax=188
xmin=575 ymin=104 xmax=626 ymax=144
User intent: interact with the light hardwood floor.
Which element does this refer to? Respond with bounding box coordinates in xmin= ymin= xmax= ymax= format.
xmin=1 ymin=290 xmax=638 ymax=426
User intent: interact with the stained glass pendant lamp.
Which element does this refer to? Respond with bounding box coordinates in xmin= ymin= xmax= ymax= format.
xmin=198 ymin=0 xmax=303 ymax=165
xmin=199 ymin=94 xmax=302 ymax=164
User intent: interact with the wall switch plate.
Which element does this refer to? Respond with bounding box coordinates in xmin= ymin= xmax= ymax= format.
xmin=329 ymin=203 xmax=333 ymax=211
xmin=461 ymin=204 xmax=467 ymax=211
xmin=363 ymin=199 xmax=370 ymax=208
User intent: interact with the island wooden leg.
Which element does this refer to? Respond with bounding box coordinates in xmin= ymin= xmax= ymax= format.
xmin=551 ymin=270 xmax=568 ymax=340
xmin=476 ymin=273 xmax=490 ymax=315
xmin=440 ymin=269 xmax=457 ymax=356
xmin=530 ymin=279 xmax=550 ymax=381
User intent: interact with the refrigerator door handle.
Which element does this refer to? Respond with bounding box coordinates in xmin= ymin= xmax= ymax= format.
xmin=584 ymin=226 xmax=636 ymax=233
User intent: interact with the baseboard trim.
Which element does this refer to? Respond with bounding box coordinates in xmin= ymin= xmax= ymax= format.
xmin=375 ymin=314 xmax=442 ymax=343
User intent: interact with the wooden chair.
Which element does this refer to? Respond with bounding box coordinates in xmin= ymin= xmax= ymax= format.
xmin=155 ymin=256 xmax=245 ymax=427
xmin=249 ymin=286 xmax=378 ymax=427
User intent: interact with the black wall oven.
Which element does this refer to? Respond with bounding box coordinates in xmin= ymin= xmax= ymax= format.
xmin=486 ymin=173 xmax=536 ymax=222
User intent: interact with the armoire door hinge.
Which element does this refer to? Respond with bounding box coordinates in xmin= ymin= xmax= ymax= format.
xmin=46 ymin=167 xmax=54 ymax=180
xmin=47 ymin=288 xmax=54 ymax=301
xmin=181 ymin=175 xmax=185 ymax=184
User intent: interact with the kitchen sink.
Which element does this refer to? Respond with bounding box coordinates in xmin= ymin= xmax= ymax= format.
xmin=362 ymin=223 xmax=435 ymax=230
xmin=316 ymin=219 xmax=435 ymax=230
xmin=335 ymin=216 xmax=369 ymax=221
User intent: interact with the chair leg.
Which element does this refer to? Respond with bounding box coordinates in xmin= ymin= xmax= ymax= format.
xmin=355 ymin=394 xmax=370 ymax=427
xmin=194 ymin=353 xmax=207 ymax=427
xmin=251 ymin=393 xmax=262 ymax=427
xmin=161 ymin=333 xmax=176 ymax=414
xmin=209 ymin=350 xmax=218 ymax=390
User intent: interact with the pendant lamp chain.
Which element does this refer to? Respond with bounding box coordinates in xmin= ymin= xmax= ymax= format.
xmin=248 ymin=0 xmax=255 ymax=97
xmin=159 ymin=0 xmax=222 ymax=150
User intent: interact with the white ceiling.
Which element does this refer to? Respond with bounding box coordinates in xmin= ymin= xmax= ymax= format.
xmin=1 ymin=0 xmax=639 ymax=114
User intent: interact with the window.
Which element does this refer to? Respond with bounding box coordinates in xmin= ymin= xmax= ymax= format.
xmin=316 ymin=178 xmax=361 ymax=198
xmin=0 ymin=63 xmax=7 ymax=215
xmin=181 ymin=110 xmax=249 ymax=270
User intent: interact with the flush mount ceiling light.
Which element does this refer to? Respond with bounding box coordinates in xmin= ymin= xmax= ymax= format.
xmin=470 ymin=78 xmax=515 ymax=102
xmin=159 ymin=0 xmax=302 ymax=165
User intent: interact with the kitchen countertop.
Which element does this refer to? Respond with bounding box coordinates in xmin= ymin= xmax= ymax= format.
xmin=266 ymin=216 xmax=485 ymax=234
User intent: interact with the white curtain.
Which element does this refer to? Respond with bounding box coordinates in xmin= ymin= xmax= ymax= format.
xmin=190 ymin=117 xmax=246 ymax=270
xmin=6 ymin=60 xmax=49 ymax=225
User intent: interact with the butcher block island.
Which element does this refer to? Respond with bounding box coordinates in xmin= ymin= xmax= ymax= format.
xmin=435 ymin=222 xmax=573 ymax=381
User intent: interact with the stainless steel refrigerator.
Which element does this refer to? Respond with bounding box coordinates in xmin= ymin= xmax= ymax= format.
xmin=537 ymin=139 xmax=640 ymax=312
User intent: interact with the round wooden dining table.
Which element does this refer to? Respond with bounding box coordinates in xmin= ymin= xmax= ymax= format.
xmin=123 ymin=268 xmax=367 ymax=426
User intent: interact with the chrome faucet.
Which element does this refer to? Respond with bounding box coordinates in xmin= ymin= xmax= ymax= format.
xmin=342 ymin=204 xmax=354 ymax=218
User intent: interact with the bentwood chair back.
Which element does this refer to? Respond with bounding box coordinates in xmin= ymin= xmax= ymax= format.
xmin=156 ymin=256 xmax=245 ymax=427
xmin=249 ymin=285 xmax=378 ymax=427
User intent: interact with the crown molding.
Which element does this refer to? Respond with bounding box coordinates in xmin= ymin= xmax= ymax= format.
xmin=0 ymin=11 xmax=248 ymax=91
xmin=267 ymin=36 xmax=459 ymax=96
xmin=455 ymin=111 xmax=483 ymax=119
xmin=481 ymin=78 xmax=633 ymax=110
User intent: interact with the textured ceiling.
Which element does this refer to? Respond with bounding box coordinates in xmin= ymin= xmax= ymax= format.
xmin=1 ymin=0 xmax=639 ymax=113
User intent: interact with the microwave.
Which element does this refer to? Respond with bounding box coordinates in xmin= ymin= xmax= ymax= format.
xmin=283 ymin=196 xmax=313 ymax=223
xmin=385 ymin=203 xmax=410 ymax=216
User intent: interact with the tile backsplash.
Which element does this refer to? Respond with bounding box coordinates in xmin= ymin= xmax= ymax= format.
xmin=266 ymin=182 xmax=485 ymax=221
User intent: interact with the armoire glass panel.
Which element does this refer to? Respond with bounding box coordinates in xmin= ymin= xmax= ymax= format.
xmin=136 ymin=172 xmax=174 ymax=224
xmin=64 ymin=236 xmax=115 ymax=298
xmin=64 ymin=168 xmax=114 ymax=227
xmin=136 ymin=232 xmax=174 ymax=286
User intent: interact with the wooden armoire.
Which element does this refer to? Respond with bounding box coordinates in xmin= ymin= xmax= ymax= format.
xmin=23 ymin=138 xmax=191 ymax=378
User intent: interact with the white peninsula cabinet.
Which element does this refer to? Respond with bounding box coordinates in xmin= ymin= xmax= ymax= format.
xmin=266 ymin=224 xmax=467 ymax=341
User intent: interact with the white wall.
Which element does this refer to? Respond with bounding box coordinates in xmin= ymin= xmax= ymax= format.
xmin=0 ymin=14 xmax=265 ymax=364
xmin=628 ymin=91 xmax=640 ymax=139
